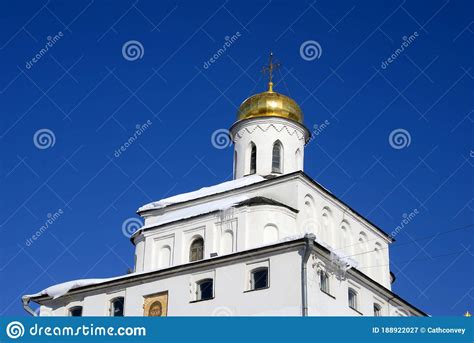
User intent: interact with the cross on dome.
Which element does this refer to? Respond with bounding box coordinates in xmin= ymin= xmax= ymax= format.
xmin=262 ymin=52 xmax=281 ymax=92
xmin=236 ymin=52 xmax=304 ymax=125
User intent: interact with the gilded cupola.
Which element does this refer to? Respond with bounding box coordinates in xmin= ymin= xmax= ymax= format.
xmin=236 ymin=53 xmax=304 ymax=124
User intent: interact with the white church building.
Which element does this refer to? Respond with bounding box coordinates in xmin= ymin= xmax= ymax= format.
xmin=23 ymin=58 xmax=427 ymax=317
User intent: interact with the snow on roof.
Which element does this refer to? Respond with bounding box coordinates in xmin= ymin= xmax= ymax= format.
xmin=253 ymin=233 xmax=358 ymax=270
xmin=136 ymin=194 xmax=249 ymax=234
xmin=23 ymin=234 xmax=358 ymax=301
xmin=138 ymin=174 xmax=265 ymax=212
xmin=24 ymin=196 xmax=253 ymax=300
xmin=23 ymin=277 xmax=118 ymax=300
xmin=24 ymin=268 xmax=166 ymax=300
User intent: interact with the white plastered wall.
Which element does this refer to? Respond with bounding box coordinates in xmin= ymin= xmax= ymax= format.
xmin=230 ymin=117 xmax=308 ymax=179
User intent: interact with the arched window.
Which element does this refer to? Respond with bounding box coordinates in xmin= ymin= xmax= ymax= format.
xmin=159 ymin=245 xmax=171 ymax=268
xmin=374 ymin=303 xmax=382 ymax=316
xmin=196 ymin=278 xmax=213 ymax=301
xmin=320 ymin=271 xmax=330 ymax=294
xmin=358 ymin=232 xmax=368 ymax=268
xmin=233 ymin=150 xmax=238 ymax=178
xmin=250 ymin=142 xmax=257 ymax=174
xmin=321 ymin=207 xmax=333 ymax=243
xmin=189 ymin=237 xmax=204 ymax=262
xmin=348 ymin=288 xmax=358 ymax=310
xmin=250 ymin=267 xmax=269 ymax=290
xmin=110 ymin=297 xmax=124 ymax=317
xmin=374 ymin=243 xmax=383 ymax=282
xmin=339 ymin=220 xmax=353 ymax=255
xmin=263 ymin=224 xmax=279 ymax=244
xmin=303 ymin=195 xmax=318 ymax=233
xmin=221 ymin=230 xmax=234 ymax=255
xmin=295 ymin=148 xmax=302 ymax=170
xmin=339 ymin=222 xmax=348 ymax=248
xmin=272 ymin=141 xmax=283 ymax=173
xmin=69 ymin=306 xmax=82 ymax=317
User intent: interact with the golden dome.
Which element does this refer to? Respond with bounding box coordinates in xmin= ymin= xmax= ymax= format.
xmin=237 ymin=84 xmax=303 ymax=124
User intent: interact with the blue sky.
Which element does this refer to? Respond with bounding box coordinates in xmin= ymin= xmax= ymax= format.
xmin=0 ymin=0 xmax=472 ymax=316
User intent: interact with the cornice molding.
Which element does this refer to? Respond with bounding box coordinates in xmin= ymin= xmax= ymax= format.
xmin=230 ymin=117 xmax=310 ymax=142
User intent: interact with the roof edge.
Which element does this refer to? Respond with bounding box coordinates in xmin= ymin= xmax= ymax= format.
xmin=27 ymin=238 xmax=307 ymax=303
xmin=27 ymin=237 xmax=426 ymax=316
xmin=137 ymin=171 xmax=393 ymax=242
xmin=131 ymin=196 xmax=298 ymax=242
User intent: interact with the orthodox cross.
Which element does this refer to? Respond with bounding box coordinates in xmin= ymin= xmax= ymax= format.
xmin=262 ymin=52 xmax=280 ymax=92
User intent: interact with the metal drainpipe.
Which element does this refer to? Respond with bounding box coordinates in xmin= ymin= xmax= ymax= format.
xmin=301 ymin=233 xmax=316 ymax=317
xmin=22 ymin=297 xmax=37 ymax=316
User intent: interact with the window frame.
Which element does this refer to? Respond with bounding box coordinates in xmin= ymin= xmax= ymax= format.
xmin=248 ymin=267 xmax=269 ymax=291
xmin=189 ymin=237 xmax=204 ymax=262
xmin=193 ymin=278 xmax=214 ymax=302
xmin=245 ymin=260 xmax=270 ymax=293
xmin=319 ymin=271 xmax=330 ymax=295
xmin=69 ymin=306 xmax=83 ymax=317
xmin=374 ymin=303 xmax=382 ymax=317
xmin=110 ymin=296 xmax=125 ymax=317
xmin=249 ymin=142 xmax=257 ymax=174
xmin=271 ymin=140 xmax=283 ymax=173
xmin=233 ymin=150 xmax=238 ymax=178
xmin=348 ymin=288 xmax=358 ymax=311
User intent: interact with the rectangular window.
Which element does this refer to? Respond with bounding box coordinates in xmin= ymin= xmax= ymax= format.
xmin=374 ymin=304 xmax=382 ymax=316
xmin=250 ymin=144 xmax=257 ymax=174
xmin=250 ymin=268 xmax=268 ymax=290
xmin=196 ymin=279 xmax=213 ymax=301
xmin=348 ymin=289 xmax=358 ymax=310
xmin=110 ymin=297 xmax=124 ymax=316
xmin=69 ymin=306 xmax=82 ymax=317
xmin=320 ymin=272 xmax=330 ymax=294
xmin=246 ymin=260 xmax=270 ymax=292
